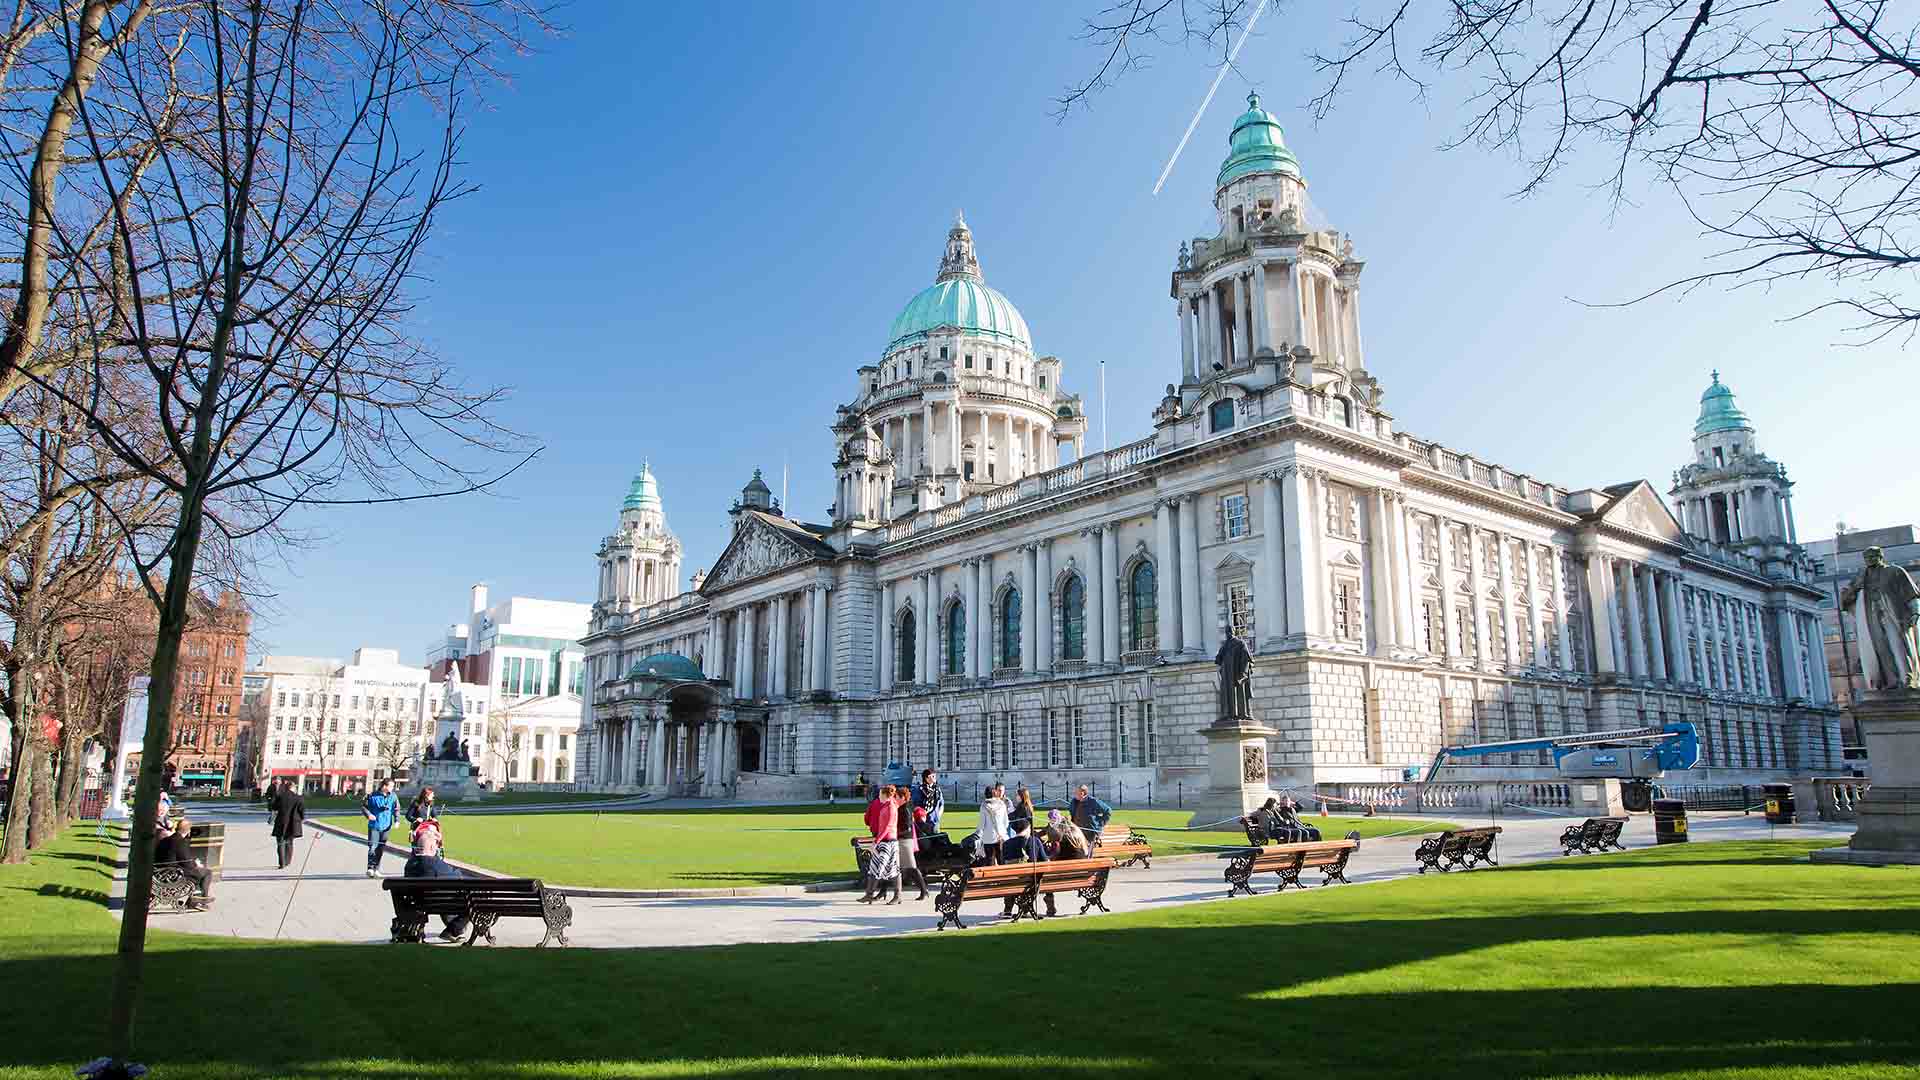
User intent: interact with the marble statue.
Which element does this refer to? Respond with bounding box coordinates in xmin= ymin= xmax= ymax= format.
xmin=1216 ymin=634 xmax=1253 ymax=719
xmin=1840 ymin=547 xmax=1919 ymax=691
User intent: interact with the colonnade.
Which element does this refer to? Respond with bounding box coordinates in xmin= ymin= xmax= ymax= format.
xmin=1677 ymin=485 xmax=1796 ymax=545
xmin=594 ymin=711 xmax=739 ymax=793
xmin=704 ymin=583 xmax=834 ymax=701
xmin=1177 ymin=257 xmax=1361 ymax=382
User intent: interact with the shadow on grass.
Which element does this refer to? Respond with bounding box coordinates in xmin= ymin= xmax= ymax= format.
xmin=2 ymin=902 xmax=1916 ymax=1078
xmin=663 ymin=870 xmax=848 ymax=887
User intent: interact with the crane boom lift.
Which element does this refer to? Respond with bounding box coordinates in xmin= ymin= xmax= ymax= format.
xmin=1419 ymin=722 xmax=1700 ymax=785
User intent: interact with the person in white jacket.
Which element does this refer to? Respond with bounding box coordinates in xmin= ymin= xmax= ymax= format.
xmin=976 ymin=783 xmax=1010 ymax=865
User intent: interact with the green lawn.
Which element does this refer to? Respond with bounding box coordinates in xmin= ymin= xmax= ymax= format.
xmin=314 ymin=804 xmax=1457 ymax=889
xmin=1 ymin=824 xmax=1916 ymax=1078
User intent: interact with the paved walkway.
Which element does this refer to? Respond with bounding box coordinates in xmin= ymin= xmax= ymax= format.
xmin=113 ymin=806 xmax=1855 ymax=948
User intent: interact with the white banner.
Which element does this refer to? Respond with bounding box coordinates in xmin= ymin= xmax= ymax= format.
xmin=105 ymin=676 xmax=152 ymax=820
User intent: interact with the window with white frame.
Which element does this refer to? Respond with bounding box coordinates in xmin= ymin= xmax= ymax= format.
xmin=1223 ymin=493 xmax=1249 ymax=539
xmin=1001 ymin=711 xmax=1015 ymax=768
xmin=1226 ymin=581 xmax=1254 ymax=640
xmin=1140 ymin=701 xmax=1157 ymax=764
xmin=1114 ymin=703 xmax=1129 ymax=766
xmin=1047 ymin=708 xmax=1062 ymax=767
xmin=1070 ymin=706 xmax=1085 ymax=767
xmin=1325 ymin=483 xmax=1359 ymax=539
xmin=1420 ymin=599 xmax=1440 ymax=653
xmin=987 ymin=714 xmax=1001 ymax=768
xmin=1332 ymin=578 xmax=1362 ymax=641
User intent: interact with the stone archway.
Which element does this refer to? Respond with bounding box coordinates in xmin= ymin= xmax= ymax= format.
xmin=738 ymin=723 xmax=763 ymax=774
xmin=665 ymin=680 xmax=725 ymax=798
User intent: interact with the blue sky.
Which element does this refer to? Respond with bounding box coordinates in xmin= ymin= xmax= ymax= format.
xmin=250 ymin=5 xmax=1910 ymax=661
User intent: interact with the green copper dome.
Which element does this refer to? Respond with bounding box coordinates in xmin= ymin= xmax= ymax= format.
xmin=1217 ymin=91 xmax=1301 ymax=188
xmin=1694 ymin=370 xmax=1752 ymax=436
xmin=622 ymin=461 xmax=661 ymax=512
xmin=887 ymin=214 xmax=1032 ymax=352
xmin=627 ymin=652 xmax=702 ymax=682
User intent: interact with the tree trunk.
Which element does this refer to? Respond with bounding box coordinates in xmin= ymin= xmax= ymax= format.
xmin=56 ymin=726 xmax=88 ymax=825
xmin=1 ymin=729 xmax=34 ymax=861
xmin=25 ymin=738 xmax=55 ymax=849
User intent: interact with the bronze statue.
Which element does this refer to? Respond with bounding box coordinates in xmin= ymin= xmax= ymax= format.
xmin=1841 ymin=546 xmax=1919 ymax=691
xmin=1216 ymin=633 xmax=1253 ymax=719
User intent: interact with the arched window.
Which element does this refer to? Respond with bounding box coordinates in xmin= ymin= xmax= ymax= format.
xmin=999 ymin=588 xmax=1022 ymax=669
xmin=1060 ymin=577 xmax=1086 ymax=661
xmin=946 ymin=603 xmax=966 ymax=676
xmin=898 ymin=610 xmax=917 ymax=684
xmin=1130 ymin=562 xmax=1158 ymax=650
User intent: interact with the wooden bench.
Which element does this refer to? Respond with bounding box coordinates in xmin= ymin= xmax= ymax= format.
xmin=933 ymin=856 xmax=1116 ymax=930
xmin=850 ymin=832 xmax=972 ymax=883
xmin=1559 ymin=816 xmax=1628 ymax=856
xmin=1221 ymin=837 xmax=1360 ymax=897
xmin=1413 ymin=826 xmax=1502 ymax=873
xmin=1090 ymin=823 xmax=1152 ymax=869
xmin=382 ymin=876 xmax=573 ymax=947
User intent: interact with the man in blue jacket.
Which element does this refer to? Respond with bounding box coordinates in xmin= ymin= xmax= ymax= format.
xmin=1069 ymin=785 xmax=1111 ymax=850
xmin=363 ymin=780 xmax=400 ymax=878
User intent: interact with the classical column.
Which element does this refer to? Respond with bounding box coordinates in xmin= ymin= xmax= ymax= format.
xmin=744 ymin=603 xmax=761 ymax=698
xmin=1466 ymin=528 xmax=1488 ymax=665
xmin=1101 ymin=526 xmax=1122 ymax=660
xmin=1178 ymin=297 xmax=1196 ymax=383
xmin=768 ymin=595 xmax=786 ymax=698
xmin=1368 ymin=490 xmax=1399 ymax=650
xmin=1783 ymin=491 xmax=1798 ymax=543
xmin=1621 ymin=564 xmax=1648 ymax=680
xmin=624 ymin=718 xmax=638 ymax=786
xmin=1234 ymin=273 xmax=1251 ymax=362
xmin=966 ymin=560 xmax=983 ymax=678
xmin=1286 ymin=262 xmax=1308 ymax=347
xmin=1036 ymin=540 xmax=1054 ymax=671
xmin=1155 ymin=499 xmax=1181 ymax=653
xmin=1284 ymin=468 xmax=1320 ymax=638
xmin=1086 ymin=527 xmax=1107 ymax=665
xmin=919 ymin=572 xmax=935 ymax=681
xmin=1437 ymin=518 xmax=1460 ymax=657
xmin=813 ymin=583 xmax=832 ymax=693
xmin=1775 ymin=608 xmax=1803 ymax=699
xmin=1394 ymin=497 xmax=1419 ymax=649
xmin=1251 ymin=261 xmax=1270 ymax=355
xmin=978 ymin=553 xmax=995 ymax=673
xmin=651 ymin=716 xmax=667 ymax=788
xmin=1661 ymin=571 xmax=1686 ymax=684
xmin=877 ymin=581 xmax=894 ymax=692
xmin=1549 ymin=547 xmax=1572 ymax=670
xmin=1492 ymin=531 xmax=1515 ymax=665
xmin=949 ymin=402 xmax=961 ymax=474
xmin=703 ymin=618 xmax=721 ymax=679
xmin=921 ymin=402 xmax=935 ymax=477
xmin=1178 ymin=494 xmax=1204 ymax=655
xmin=1260 ymin=472 xmax=1286 ymax=647
xmin=1526 ymin=546 xmax=1549 ymax=667
xmin=1644 ymin=570 xmax=1669 ymax=682
xmin=1585 ymin=558 xmax=1618 ymax=674
xmin=1200 ymin=287 xmax=1218 ymax=372
xmin=1021 ymin=545 xmax=1039 ymax=671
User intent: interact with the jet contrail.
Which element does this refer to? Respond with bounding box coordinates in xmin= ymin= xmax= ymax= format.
xmin=1153 ymin=0 xmax=1272 ymax=196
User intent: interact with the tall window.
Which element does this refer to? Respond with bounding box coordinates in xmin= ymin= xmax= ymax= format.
xmin=1333 ymin=580 xmax=1361 ymax=641
xmin=1070 ymin=706 xmax=1085 ymax=766
xmin=999 ymin=589 xmax=1022 ymax=669
xmin=1129 ymin=562 xmax=1158 ymax=650
xmin=1115 ymin=704 xmax=1129 ymax=766
xmin=1420 ymin=599 xmax=1440 ymax=653
xmin=1060 ymin=577 xmax=1086 ymax=660
xmin=1139 ymin=701 xmax=1157 ymax=764
xmin=1209 ymin=399 xmax=1235 ymax=432
xmin=1001 ymin=711 xmax=1015 ymax=767
xmin=1047 ymin=708 xmax=1062 ymax=767
xmin=945 ymin=603 xmax=966 ymax=676
xmin=898 ymin=610 xmax=917 ymax=683
xmin=1223 ymin=493 xmax=1249 ymax=538
xmin=987 ymin=713 xmax=1002 ymax=769
xmin=1227 ymin=581 xmax=1254 ymax=640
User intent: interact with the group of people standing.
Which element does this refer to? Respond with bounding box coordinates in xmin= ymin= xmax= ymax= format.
xmin=857 ymin=769 xmax=948 ymax=904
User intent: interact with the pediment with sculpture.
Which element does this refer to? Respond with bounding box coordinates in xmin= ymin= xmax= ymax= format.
xmin=703 ymin=517 xmax=823 ymax=592
xmin=1601 ymin=481 xmax=1686 ymax=544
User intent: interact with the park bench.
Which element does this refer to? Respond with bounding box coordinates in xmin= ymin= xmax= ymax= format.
xmin=1413 ymin=826 xmax=1502 ymax=873
xmin=933 ymin=856 xmax=1116 ymax=930
xmin=148 ymin=866 xmax=197 ymax=912
xmin=850 ymin=832 xmax=972 ymax=883
xmin=1559 ymin=816 xmax=1628 ymax=856
xmin=382 ymin=876 xmax=573 ymax=947
xmin=1221 ymin=836 xmax=1360 ymax=897
xmin=1090 ymin=822 xmax=1152 ymax=869
xmin=1240 ymin=816 xmax=1323 ymax=847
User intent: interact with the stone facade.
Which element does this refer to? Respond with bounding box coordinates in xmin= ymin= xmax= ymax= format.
xmin=576 ymin=96 xmax=1841 ymax=800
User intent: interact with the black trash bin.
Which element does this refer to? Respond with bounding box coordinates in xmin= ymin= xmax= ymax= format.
xmin=1652 ymin=798 xmax=1689 ymax=844
xmin=1762 ymin=783 xmax=1797 ymax=825
xmin=188 ymin=821 xmax=226 ymax=883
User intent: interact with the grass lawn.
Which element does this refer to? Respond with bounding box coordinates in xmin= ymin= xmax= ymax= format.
xmin=1 ymin=824 xmax=1916 ymax=1078
xmin=314 ymin=803 xmax=1457 ymax=888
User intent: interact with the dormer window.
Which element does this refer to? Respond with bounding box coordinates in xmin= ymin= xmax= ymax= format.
xmin=965 ymin=354 xmax=973 ymax=368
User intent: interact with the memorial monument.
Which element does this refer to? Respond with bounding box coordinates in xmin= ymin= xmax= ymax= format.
xmin=1187 ymin=633 xmax=1278 ymax=827
xmin=1814 ymin=547 xmax=1920 ymax=865
xmin=406 ymin=672 xmax=482 ymax=802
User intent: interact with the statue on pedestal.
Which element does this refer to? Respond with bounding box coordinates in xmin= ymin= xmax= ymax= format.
xmin=1216 ymin=633 xmax=1253 ymax=720
xmin=460 ymin=738 xmax=471 ymax=762
xmin=439 ymin=729 xmax=461 ymax=761
xmin=1841 ymin=547 xmax=1919 ymax=691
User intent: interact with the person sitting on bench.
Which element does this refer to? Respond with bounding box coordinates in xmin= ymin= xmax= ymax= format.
xmin=154 ymin=818 xmax=213 ymax=910
xmin=1247 ymin=797 xmax=1321 ymax=844
xmin=402 ymin=820 xmax=469 ymax=942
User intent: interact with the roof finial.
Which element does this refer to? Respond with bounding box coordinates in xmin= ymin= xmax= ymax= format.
xmin=954 ymin=208 xmax=966 ymax=228
xmin=1710 ymin=368 xmax=1720 ymax=384
xmin=1247 ymin=89 xmax=1261 ymax=109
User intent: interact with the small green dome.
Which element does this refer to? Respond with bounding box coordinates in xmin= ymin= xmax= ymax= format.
xmin=1694 ymin=370 xmax=1752 ymax=436
xmin=1217 ymin=91 xmax=1300 ymax=188
xmin=622 ymin=461 xmax=660 ymax=512
xmin=627 ymin=652 xmax=703 ymax=682
xmin=887 ymin=277 xmax=1031 ymax=352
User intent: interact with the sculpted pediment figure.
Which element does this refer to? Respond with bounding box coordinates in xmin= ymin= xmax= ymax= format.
xmin=704 ymin=518 xmax=815 ymax=590
xmin=1602 ymin=482 xmax=1685 ymax=543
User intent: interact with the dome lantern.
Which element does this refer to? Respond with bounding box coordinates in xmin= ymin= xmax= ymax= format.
xmin=1694 ymin=369 xmax=1753 ymax=436
xmin=1216 ymin=90 xmax=1301 ymax=188
xmin=886 ymin=217 xmax=1032 ymax=352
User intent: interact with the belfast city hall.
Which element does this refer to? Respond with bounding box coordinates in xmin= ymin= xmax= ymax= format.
xmin=574 ymin=93 xmax=1842 ymax=801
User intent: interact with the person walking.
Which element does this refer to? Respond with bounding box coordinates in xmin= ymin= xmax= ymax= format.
xmin=859 ymin=784 xmax=902 ymax=905
xmin=270 ymin=781 xmax=306 ymax=870
xmin=1070 ymin=784 xmax=1112 ymax=850
xmin=895 ymin=785 xmax=928 ymax=901
xmin=362 ymin=779 xmax=401 ymax=878
xmin=914 ymin=768 xmax=944 ymax=832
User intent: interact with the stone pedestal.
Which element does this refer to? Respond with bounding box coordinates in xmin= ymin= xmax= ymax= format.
xmin=405 ymin=758 xmax=481 ymax=803
xmin=1185 ymin=716 xmax=1277 ymax=828
xmin=1813 ymin=690 xmax=1920 ymax=866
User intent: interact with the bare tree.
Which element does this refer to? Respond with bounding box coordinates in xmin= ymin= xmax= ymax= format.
xmin=1063 ymin=0 xmax=1920 ymax=339
xmin=0 ymin=2 xmax=549 ymax=1070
